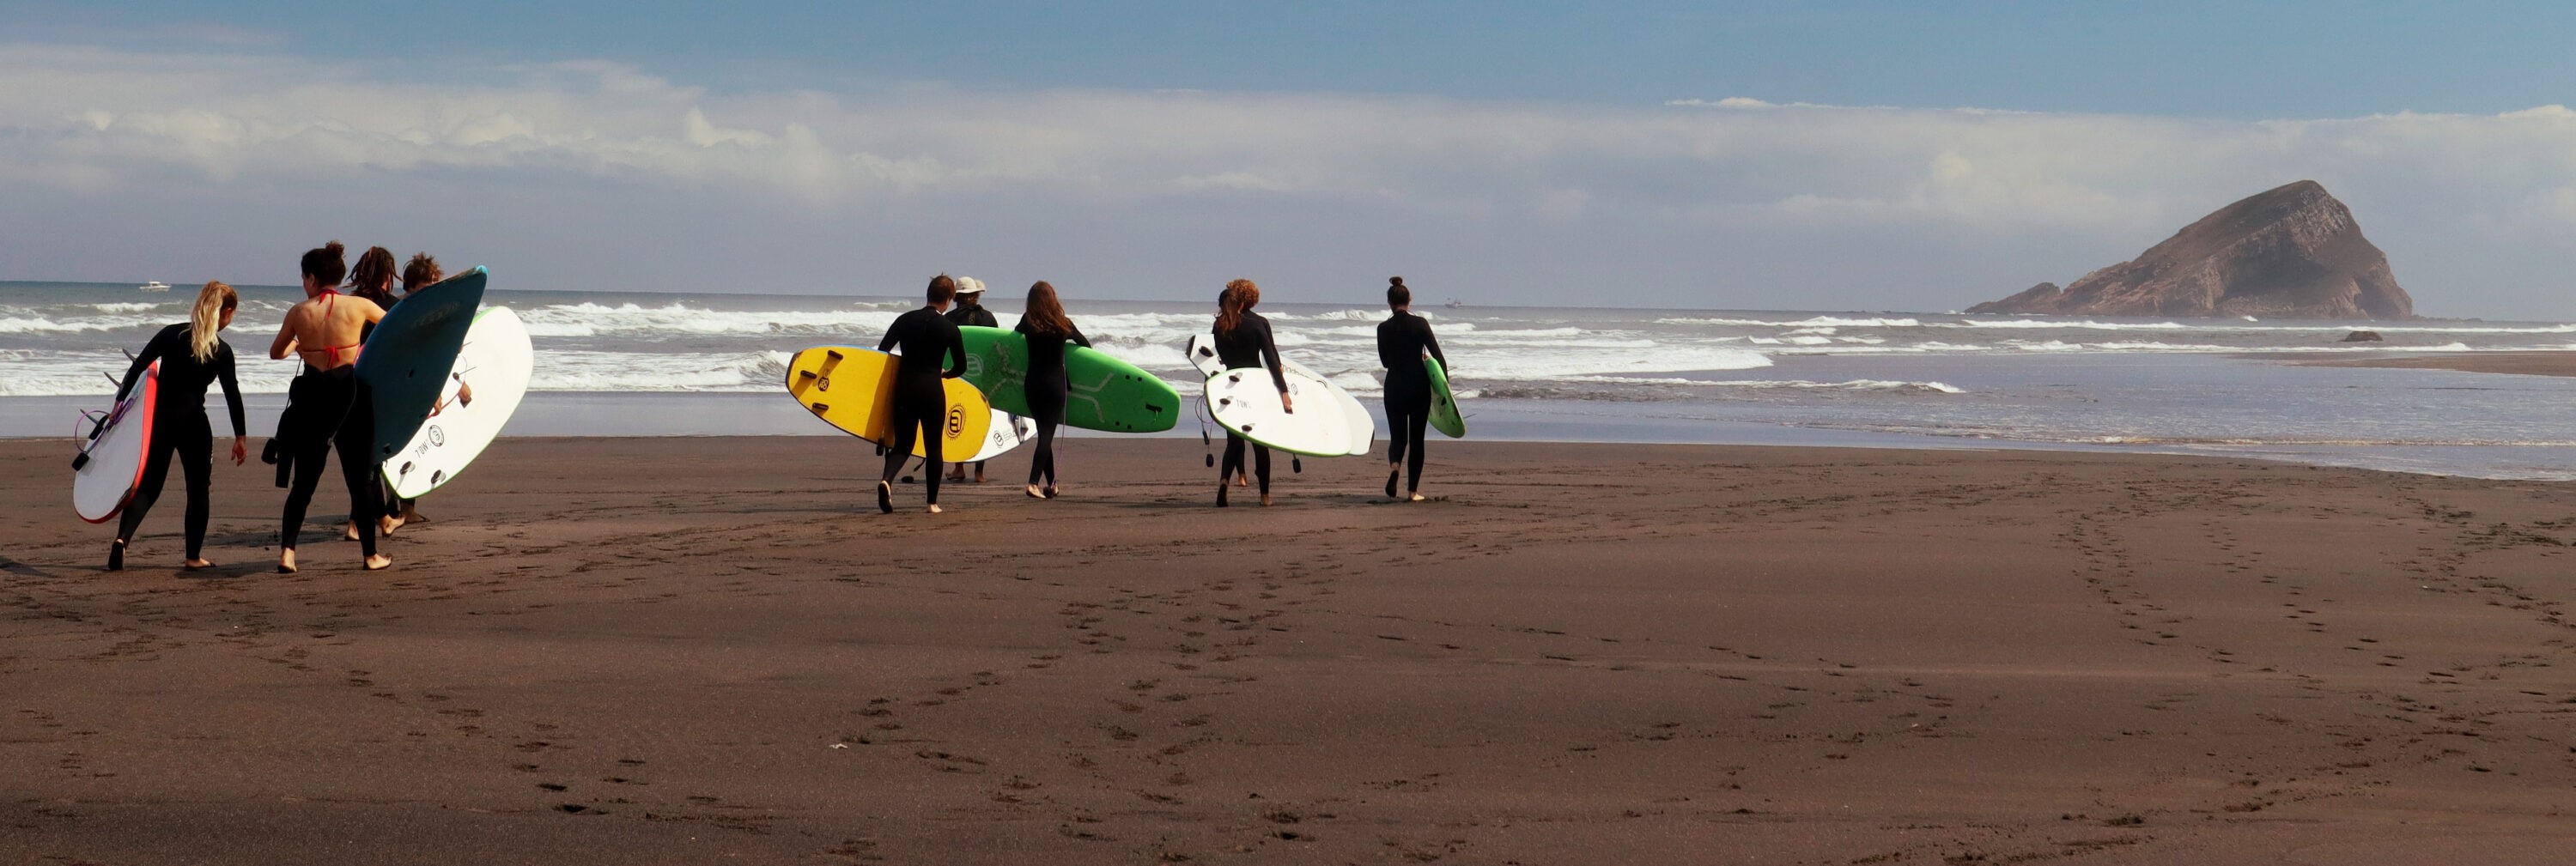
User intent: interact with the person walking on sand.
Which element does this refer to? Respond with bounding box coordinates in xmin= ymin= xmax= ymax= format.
xmin=342 ymin=246 xmax=410 ymax=540
xmin=876 ymin=275 xmax=970 ymax=514
xmin=105 ymin=281 xmax=248 ymax=571
xmin=1376 ymin=276 xmax=1448 ymax=502
xmin=942 ymin=276 xmax=999 ymax=484
xmin=1013 ymin=281 xmax=1090 ymax=500
xmin=268 ymin=240 xmax=392 ymax=573
xmin=1211 ymin=278 xmax=1291 ymax=507
xmin=369 ymin=251 xmax=464 ymax=531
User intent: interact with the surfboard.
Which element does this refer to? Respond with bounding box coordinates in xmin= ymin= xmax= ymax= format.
xmin=1425 ymin=356 xmax=1465 ymax=438
xmin=784 ymin=347 xmax=993 ymax=458
xmin=357 ymin=266 xmax=487 ymax=465
xmin=1186 ymin=334 xmax=1372 ymax=454
xmin=72 ymin=362 xmax=155 ymax=523
xmin=1203 ymin=365 xmax=1364 ymax=457
xmin=1185 ymin=334 xmax=1226 ymax=378
xmin=382 ymin=306 xmax=534 ymax=499
xmin=956 ymin=326 xmax=1182 ymax=433
xmin=964 ymin=410 xmax=1037 ymax=462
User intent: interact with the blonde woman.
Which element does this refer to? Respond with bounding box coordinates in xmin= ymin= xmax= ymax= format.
xmin=107 ymin=281 xmax=247 ymax=571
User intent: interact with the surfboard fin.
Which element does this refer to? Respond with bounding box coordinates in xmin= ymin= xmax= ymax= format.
xmin=1292 ymin=457 xmax=1303 ymax=474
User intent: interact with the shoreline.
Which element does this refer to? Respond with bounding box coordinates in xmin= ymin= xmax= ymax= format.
xmin=2293 ymin=350 xmax=2576 ymax=378
xmin=9 ymin=437 xmax=2576 ymax=863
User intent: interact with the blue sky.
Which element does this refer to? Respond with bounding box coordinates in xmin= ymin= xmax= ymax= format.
xmin=22 ymin=1 xmax=2573 ymax=117
xmin=4 ymin=2 xmax=2574 ymax=315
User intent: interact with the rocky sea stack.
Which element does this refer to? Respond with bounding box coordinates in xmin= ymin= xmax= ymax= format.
xmin=1967 ymin=180 xmax=2414 ymax=319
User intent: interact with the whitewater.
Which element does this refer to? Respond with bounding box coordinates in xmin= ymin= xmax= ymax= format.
xmin=10 ymin=280 xmax=2576 ymax=480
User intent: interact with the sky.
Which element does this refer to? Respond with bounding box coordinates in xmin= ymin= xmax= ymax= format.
xmin=4 ymin=2 xmax=2574 ymax=316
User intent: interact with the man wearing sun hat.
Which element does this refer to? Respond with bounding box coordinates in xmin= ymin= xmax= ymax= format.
xmin=942 ymin=276 xmax=1000 ymax=483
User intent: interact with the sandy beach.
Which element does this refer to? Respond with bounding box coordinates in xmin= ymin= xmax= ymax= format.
xmin=9 ymin=436 xmax=2576 ymax=864
xmin=2300 ymin=351 xmax=2576 ymax=378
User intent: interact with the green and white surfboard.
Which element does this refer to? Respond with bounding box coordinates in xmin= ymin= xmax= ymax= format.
xmin=956 ymin=326 xmax=1182 ymax=433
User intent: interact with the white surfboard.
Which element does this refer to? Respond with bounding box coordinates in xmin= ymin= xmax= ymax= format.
xmin=1293 ymin=360 xmax=1375 ymax=457
xmin=1187 ymin=334 xmax=1373 ymax=455
xmin=1186 ymin=334 xmax=1226 ymax=378
xmin=74 ymin=362 xmax=157 ymax=523
xmin=384 ymin=306 xmax=534 ymax=499
xmin=964 ymin=410 xmax=1037 ymax=462
xmin=1204 ymin=365 xmax=1365 ymax=457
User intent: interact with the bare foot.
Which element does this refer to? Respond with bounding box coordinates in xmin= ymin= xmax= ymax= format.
xmin=363 ymin=554 xmax=392 ymax=571
xmin=1260 ymin=494 xmax=1273 ymax=507
xmin=926 ymin=504 xmax=943 ymax=514
xmin=1408 ymin=493 xmax=1426 ymax=502
xmin=1042 ymin=485 xmax=1058 ymax=500
xmin=183 ymin=558 xmax=216 ymax=571
xmin=973 ymin=472 xmax=986 ymax=483
xmin=1235 ymin=475 xmax=1250 ymax=487
xmin=1027 ymin=484 xmax=1045 ymax=499
xmin=277 ymin=548 xmax=298 ymax=573
xmin=380 ymin=515 xmax=403 ymax=537
xmin=342 ymin=523 xmax=360 ymax=542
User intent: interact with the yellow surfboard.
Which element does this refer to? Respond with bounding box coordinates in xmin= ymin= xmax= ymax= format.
xmin=785 ymin=347 xmax=993 ymax=458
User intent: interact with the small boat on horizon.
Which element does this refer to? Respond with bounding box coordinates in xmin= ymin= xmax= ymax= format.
xmin=1443 ymin=298 xmax=1464 ymax=308
xmin=137 ymin=281 xmax=170 ymax=293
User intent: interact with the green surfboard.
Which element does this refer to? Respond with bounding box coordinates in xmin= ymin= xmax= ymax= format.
xmin=956 ymin=326 xmax=1182 ymax=433
xmin=1426 ymin=356 xmax=1465 ymax=438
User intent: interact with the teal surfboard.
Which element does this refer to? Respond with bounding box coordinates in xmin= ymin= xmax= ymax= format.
xmin=956 ymin=326 xmax=1182 ymax=433
xmin=1425 ymin=356 xmax=1465 ymax=438
xmin=356 ymin=266 xmax=487 ymax=464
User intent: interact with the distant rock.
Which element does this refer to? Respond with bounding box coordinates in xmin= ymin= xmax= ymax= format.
xmin=1967 ymin=181 xmax=2415 ymax=319
xmin=2339 ymin=330 xmax=2384 ymax=342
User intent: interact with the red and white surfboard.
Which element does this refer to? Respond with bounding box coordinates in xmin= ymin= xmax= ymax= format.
xmin=73 ymin=362 xmax=156 ymax=523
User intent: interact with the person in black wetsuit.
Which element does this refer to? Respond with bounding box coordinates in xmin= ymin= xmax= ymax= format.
xmin=1013 ymin=281 xmax=1090 ymax=500
xmin=942 ymin=276 xmax=999 ymax=484
xmin=875 ymin=275 xmax=969 ymax=514
xmin=106 ymin=281 xmax=248 ymax=571
xmin=1211 ymin=278 xmax=1291 ymax=507
xmin=267 ymin=240 xmax=392 ymax=573
xmin=377 ymin=252 xmax=453 ymax=530
xmin=1376 ymin=276 xmax=1448 ymax=502
xmin=344 ymin=246 xmax=409 ymax=540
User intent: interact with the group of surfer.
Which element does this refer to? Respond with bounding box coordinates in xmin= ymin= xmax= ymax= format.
xmin=866 ymin=274 xmax=1445 ymax=514
xmin=102 ymin=259 xmax=1447 ymax=564
xmin=105 ymin=241 xmax=453 ymax=573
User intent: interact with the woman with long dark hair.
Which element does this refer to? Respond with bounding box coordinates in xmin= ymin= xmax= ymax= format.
xmin=268 ymin=240 xmax=392 ymax=572
xmin=1012 ymin=282 xmax=1090 ymax=499
xmin=106 ymin=281 xmax=247 ymax=570
xmin=1210 ymin=278 xmax=1290 ymax=506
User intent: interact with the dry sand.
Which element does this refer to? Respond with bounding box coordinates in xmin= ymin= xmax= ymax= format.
xmin=8 ymin=436 xmax=2576 ymax=864
xmin=2300 ymin=351 xmax=2576 ymax=378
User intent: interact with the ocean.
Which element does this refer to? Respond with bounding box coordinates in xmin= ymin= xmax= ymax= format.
xmin=10 ymin=280 xmax=2576 ymax=479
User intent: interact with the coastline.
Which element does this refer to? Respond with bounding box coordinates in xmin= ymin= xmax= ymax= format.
xmin=2295 ymin=350 xmax=2576 ymax=378
xmin=9 ymin=437 xmax=2576 ymax=863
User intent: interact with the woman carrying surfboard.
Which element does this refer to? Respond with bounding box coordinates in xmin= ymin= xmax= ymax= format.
xmin=1211 ymin=279 xmax=1291 ymax=507
xmin=1012 ymin=281 xmax=1091 ymax=500
xmin=1377 ymin=276 xmax=1449 ymax=502
xmin=875 ymin=275 xmax=972 ymax=514
xmin=268 ymin=240 xmax=392 ymax=573
xmin=343 ymin=245 xmax=410 ymax=540
xmin=104 ymin=281 xmax=248 ymax=571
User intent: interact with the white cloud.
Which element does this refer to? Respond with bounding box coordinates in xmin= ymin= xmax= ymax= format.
xmin=4 ymin=44 xmax=2576 ymax=315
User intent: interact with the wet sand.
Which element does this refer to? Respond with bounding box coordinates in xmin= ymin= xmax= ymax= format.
xmin=2300 ymin=350 xmax=2576 ymax=378
xmin=7 ymin=436 xmax=2576 ymax=864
